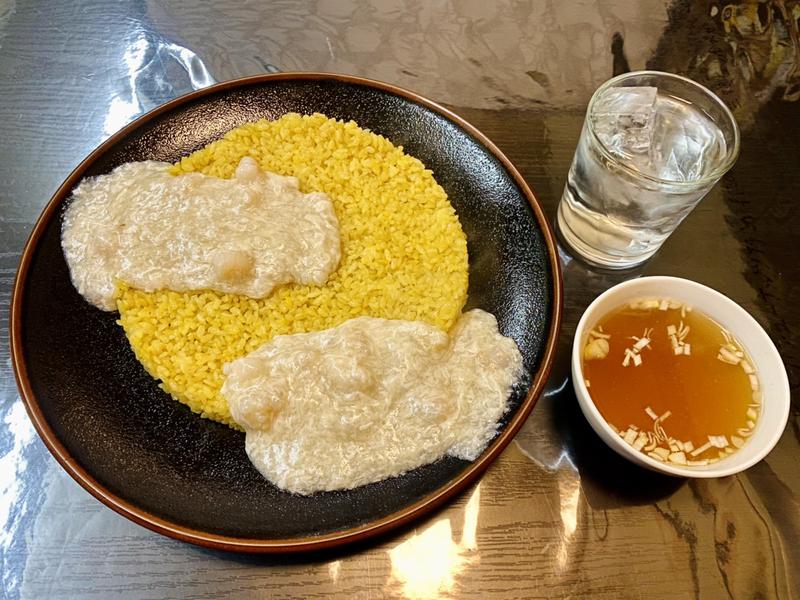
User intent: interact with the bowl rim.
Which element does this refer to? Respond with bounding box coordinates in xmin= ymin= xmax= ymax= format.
xmin=10 ymin=71 xmax=563 ymax=553
xmin=572 ymin=275 xmax=790 ymax=478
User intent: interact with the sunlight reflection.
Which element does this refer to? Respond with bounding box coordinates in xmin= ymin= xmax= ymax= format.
xmin=103 ymin=35 xmax=147 ymax=135
xmin=104 ymin=95 xmax=141 ymax=137
xmin=555 ymin=476 xmax=581 ymax=574
xmin=387 ymin=484 xmax=481 ymax=599
xmin=103 ymin=33 xmax=215 ymax=136
xmin=163 ymin=42 xmax=216 ymax=90
xmin=389 ymin=519 xmax=459 ymax=599
xmin=516 ymin=441 xmax=578 ymax=473
xmin=460 ymin=483 xmax=480 ymax=551
xmin=544 ymin=377 xmax=569 ymax=398
xmin=557 ymin=243 xmax=574 ymax=267
xmin=0 ymin=398 xmax=36 ymax=550
xmin=327 ymin=559 xmax=341 ymax=584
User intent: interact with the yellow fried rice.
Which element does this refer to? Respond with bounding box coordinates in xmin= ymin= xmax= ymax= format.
xmin=116 ymin=113 xmax=469 ymax=427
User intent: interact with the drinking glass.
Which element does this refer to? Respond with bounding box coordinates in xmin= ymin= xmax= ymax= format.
xmin=557 ymin=71 xmax=740 ymax=269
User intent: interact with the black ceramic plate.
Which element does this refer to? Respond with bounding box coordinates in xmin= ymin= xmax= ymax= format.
xmin=11 ymin=73 xmax=562 ymax=553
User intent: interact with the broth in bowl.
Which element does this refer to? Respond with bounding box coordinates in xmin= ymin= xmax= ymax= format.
xmin=582 ymin=297 xmax=760 ymax=466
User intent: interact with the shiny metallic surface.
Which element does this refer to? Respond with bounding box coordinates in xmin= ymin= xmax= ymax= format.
xmin=1 ymin=1 xmax=798 ymax=598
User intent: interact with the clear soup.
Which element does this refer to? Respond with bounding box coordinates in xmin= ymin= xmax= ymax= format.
xmin=582 ymin=298 xmax=760 ymax=466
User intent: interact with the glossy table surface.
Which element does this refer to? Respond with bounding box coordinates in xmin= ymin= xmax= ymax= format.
xmin=1 ymin=1 xmax=797 ymax=598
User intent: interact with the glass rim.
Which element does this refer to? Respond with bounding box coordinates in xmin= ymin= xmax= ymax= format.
xmin=586 ymin=70 xmax=741 ymax=187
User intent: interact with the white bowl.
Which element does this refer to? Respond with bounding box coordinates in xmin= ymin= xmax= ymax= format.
xmin=572 ymin=276 xmax=790 ymax=477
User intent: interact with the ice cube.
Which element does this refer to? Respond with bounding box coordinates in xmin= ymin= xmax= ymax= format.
xmin=649 ymin=99 xmax=726 ymax=182
xmin=661 ymin=148 xmax=687 ymax=182
xmin=592 ymin=86 xmax=658 ymax=159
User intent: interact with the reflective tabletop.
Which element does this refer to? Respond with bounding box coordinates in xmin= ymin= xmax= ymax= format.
xmin=1 ymin=1 xmax=798 ymax=598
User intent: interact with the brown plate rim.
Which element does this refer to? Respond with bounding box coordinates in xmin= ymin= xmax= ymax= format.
xmin=10 ymin=71 xmax=563 ymax=553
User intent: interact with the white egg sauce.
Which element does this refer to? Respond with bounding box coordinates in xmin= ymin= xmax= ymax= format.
xmin=221 ymin=309 xmax=523 ymax=495
xmin=61 ymin=157 xmax=340 ymax=310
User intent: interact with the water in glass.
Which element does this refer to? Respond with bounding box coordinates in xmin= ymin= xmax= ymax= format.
xmin=558 ymin=85 xmax=728 ymax=267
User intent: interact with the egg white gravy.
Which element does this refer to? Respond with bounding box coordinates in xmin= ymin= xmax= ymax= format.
xmin=61 ymin=157 xmax=340 ymax=310
xmin=222 ymin=309 xmax=523 ymax=495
